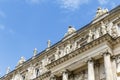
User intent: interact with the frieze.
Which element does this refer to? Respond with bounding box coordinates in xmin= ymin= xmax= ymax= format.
xmin=45 ymin=34 xmax=114 ymax=69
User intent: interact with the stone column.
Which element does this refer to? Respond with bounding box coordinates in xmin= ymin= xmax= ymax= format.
xmin=88 ymin=58 xmax=95 ymax=80
xmin=62 ymin=70 xmax=69 ymax=80
xmin=103 ymin=52 xmax=114 ymax=80
xmin=95 ymin=61 xmax=100 ymax=80
xmin=112 ymin=56 xmax=117 ymax=80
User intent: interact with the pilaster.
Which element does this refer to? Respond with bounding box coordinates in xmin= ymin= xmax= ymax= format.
xmin=103 ymin=52 xmax=114 ymax=80
xmin=87 ymin=58 xmax=95 ymax=80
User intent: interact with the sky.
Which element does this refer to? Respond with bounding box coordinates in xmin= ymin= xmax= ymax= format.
xmin=0 ymin=0 xmax=120 ymax=77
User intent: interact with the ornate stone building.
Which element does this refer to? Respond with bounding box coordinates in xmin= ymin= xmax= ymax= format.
xmin=1 ymin=5 xmax=120 ymax=80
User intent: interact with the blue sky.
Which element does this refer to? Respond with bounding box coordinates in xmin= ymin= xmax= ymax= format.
xmin=0 ymin=0 xmax=119 ymax=76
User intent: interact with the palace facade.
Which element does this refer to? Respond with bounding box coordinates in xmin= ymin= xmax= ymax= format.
xmin=1 ymin=5 xmax=120 ymax=80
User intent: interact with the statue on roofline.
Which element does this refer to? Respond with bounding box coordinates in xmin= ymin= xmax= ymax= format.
xmin=64 ymin=26 xmax=76 ymax=37
xmin=95 ymin=7 xmax=108 ymax=18
xmin=6 ymin=67 xmax=10 ymax=74
xmin=33 ymin=48 xmax=38 ymax=56
xmin=17 ymin=56 xmax=26 ymax=66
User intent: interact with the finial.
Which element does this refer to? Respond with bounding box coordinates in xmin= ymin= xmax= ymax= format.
xmin=33 ymin=48 xmax=37 ymax=56
xmin=47 ymin=40 xmax=51 ymax=48
xmin=6 ymin=67 xmax=10 ymax=74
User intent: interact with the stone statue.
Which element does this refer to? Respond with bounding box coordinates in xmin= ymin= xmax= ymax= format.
xmin=101 ymin=21 xmax=107 ymax=35
xmin=26 ymin=66 xmax=36 ymax=80
xmin=64 ymin=26 xmax=76 ymax=36
xmin=55 ymin=47 xmax=59 ymax=60
xmin=87 ymin=30 xmax=93 ymax=43
xmin=13 ymin=74 xmax=23 ymax=80
xmin=111 ymin=24 xmax=119 ymax=37
xmin=96 ymin=7 xmax=103 ymax=17
xmin=47 ymin=40 xmax=51 ymax=48
xmin=94 ymin=28 xmax=100 ymax=39
xmin=107 ymin=21 xmax=113 ymax=35
xmin=6 ymin=67 xmax=10 ymax=74
xmin=17 ymin=56 xmax=26 ymax=66
xmin=33 ymin=48 xmax=38 ymax=56
xmin=64 ymin=46 xmax=70 ymax=55
xmin=95 ymin=7 xmax=108 ymax=18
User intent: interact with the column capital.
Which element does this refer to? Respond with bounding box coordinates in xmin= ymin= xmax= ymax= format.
xmin=62 ymin=69 xmax=69 ymax=74
xmin=87 ymin=58 xmax=94 ymax=63
xmin=111 ymin=55 xmax=117 ymax=59
xmin=102 ymin=51 xmax=111 ymax=56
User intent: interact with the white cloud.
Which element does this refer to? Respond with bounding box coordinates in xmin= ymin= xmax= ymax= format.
xmin=58 ymin=0 xmax=89 ymax=11
xmin=26 ymin=0 xmax=41 ymax=4
xmin=0 ymin=25 xmax=5 ymax=31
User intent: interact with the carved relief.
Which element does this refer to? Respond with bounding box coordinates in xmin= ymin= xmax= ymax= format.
xmin=26 ymin=66 xmax=36 ymax=80
xmin=64 ymin=44 xmax=70 ymax=55
xmin=87 ymin=30 xmax=93 ymax=43
xmin=94 ymin=28 xmax=100 ymax=39
xmin=12 ymin=73 xmax=23 ymax=80
xmin=101 ymin=21 xmax=107 ymax=35
xmin=111 ymin=24 xmax=120 ymax=37
xmin=106 ymin=21 xmax=113 ymax=35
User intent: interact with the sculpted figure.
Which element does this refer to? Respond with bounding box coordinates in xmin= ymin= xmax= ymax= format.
xmin=94 ymin=28 xmax=100 ymax=39
xmin=55 ymin=47 xmax=59 ymax=60
xmin=26 ymin=66 xmax=36 ymax=79
xmin=6 ymin=67 xmax=10 ymax=74
xmin=13 ymin=74 xmax=22 ymax=80
xmin=47 ymin=40 xmax=51 ymax=48
xmin=95 ymin=7 xmax=108 ymax=18
xmin=17 ymin=56 xmax=26 ymax=66
xmin=111 ymin=24 xmax=119 ymax=37
xmin=87 ymin=30 xmax=93 ymax=43
xmin=64 ymin=26 xmax=76 ymax=36
xmin=106 ymin=22 xmax=113 ymax=35
xmin=101 ymin=21 xmax=107 ymax=35
xmin=96 ymin=7 xmax=103 ymax=17
xmin=64 ymin=45 xmax=70 ymax=55
xmin=33 ymin=48 xmax=37 ymax=56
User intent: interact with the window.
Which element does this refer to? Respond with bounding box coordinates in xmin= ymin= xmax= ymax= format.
xmin=35 ymin=68 xmax=39 ymax=77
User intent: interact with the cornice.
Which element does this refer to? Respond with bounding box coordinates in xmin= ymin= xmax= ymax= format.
xmin=45 ymin=34 xmax=114 ymax=69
